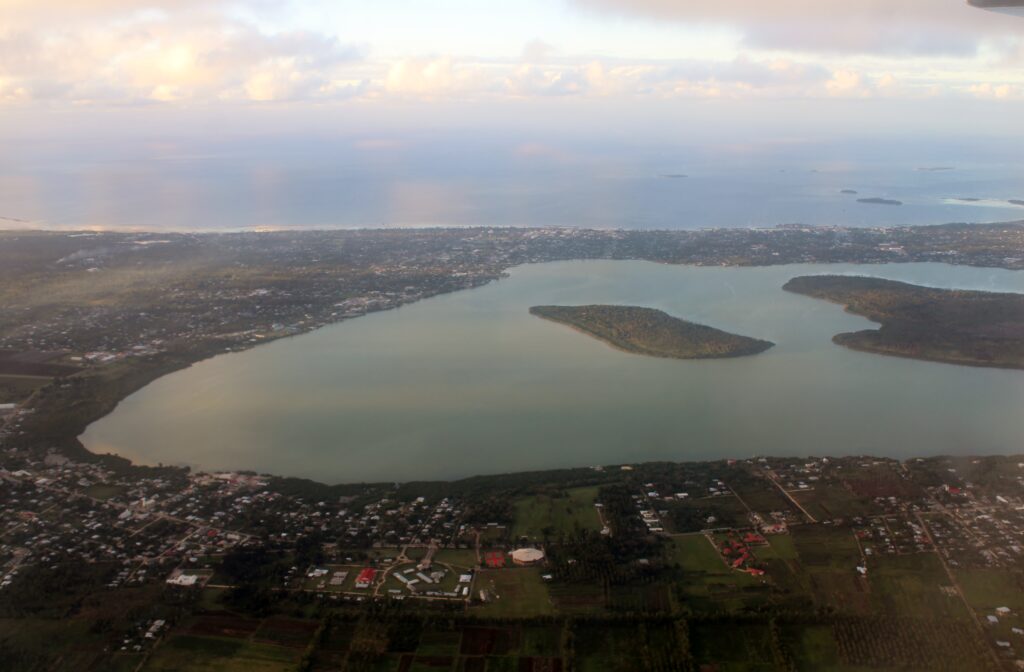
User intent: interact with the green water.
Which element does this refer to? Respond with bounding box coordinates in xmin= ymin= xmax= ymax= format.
xmin=81 ymin=261 xmax=1024 ymax=483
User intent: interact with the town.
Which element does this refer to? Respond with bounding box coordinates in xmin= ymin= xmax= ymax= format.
xmin=3 ymin=438 xmax=1024 ymax=670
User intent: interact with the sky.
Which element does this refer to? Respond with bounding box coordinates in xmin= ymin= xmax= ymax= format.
xmin=0 ymin=0 xmax=1022 ymax=141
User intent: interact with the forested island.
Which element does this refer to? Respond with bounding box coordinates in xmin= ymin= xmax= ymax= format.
xmin=858 ymin=197 xmax=903 ymax=206
xmin=784 ymin=275 xmax=1024 ymax=369
xmin=529 ymin=304 xmax=774 ymax=359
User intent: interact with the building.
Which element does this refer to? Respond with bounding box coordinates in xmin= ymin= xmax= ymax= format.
xmin=166 ymin=573 xmax=199 ymax=587
xmin=510 ymin=548 xmax=545 ymax=566
xmin=355 ymin=568 xmax=377 ymax=589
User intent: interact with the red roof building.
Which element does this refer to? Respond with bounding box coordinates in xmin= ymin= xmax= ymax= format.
xmin=355 ymin=568 xmax=377 ymax=587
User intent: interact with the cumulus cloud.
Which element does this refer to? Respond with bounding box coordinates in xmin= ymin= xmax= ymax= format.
xmin=0 ymin=13 xmax=365 ymax=104
xmin=384 ymin=57 xmax=489 ymax=97
xmin=968 ymin=82 xmax=1020 ymax=99
xmin=572 ymin=0 xmax=1018 ymax=55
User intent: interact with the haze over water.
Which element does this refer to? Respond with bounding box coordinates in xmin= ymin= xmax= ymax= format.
xmin=82 ymin=261 xmax=1024 ymax=483
xmin=3 ymin=136 xmax=1023 ymax=231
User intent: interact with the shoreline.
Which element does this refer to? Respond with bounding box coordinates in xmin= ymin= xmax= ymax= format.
xmin=70 ymin=259 xmax=1021 ymax=486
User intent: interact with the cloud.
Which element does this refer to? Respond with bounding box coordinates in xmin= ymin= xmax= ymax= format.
xmin=969 ymin=82 xmax=1020 ymax=99
xmin=384 ymin=57 xmax=488 ymax=97
xmin=521 ymin=39 xmax=558 ymax=63
xmin=0 ymin=0 xmax=1019 ymax=108
xmin=0 ymin=15 xmax=365 ymax=104
xmin=825 ymin=70 xmax=870 ymax=97
xmin=571 ymin=0 xmax=1018 ymax=55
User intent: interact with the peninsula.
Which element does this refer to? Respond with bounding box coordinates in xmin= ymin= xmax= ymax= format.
xmin=529 ymin=304 xmax=774 ymax=359
xmin=784 ymin=275 xmax=1024 ymax=369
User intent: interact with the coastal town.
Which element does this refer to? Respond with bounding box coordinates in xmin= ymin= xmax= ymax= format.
xmin=3 ymin=434 xmax=1024 ymax=670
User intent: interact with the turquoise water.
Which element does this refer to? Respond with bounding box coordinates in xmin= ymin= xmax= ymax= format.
xmin=81 ymin=261 xmax=1024 ymax=483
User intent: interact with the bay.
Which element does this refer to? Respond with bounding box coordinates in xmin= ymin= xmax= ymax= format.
xmin=81 ymin=261 xmax=1024 ymax=483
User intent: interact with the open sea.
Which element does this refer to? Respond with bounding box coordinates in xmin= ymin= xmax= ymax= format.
xmin=2 ymin=134 xmax=1022 ymax=231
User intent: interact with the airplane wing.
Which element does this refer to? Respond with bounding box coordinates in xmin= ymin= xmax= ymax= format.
xmin=969 ymin=0 xmax=1024 ymax=11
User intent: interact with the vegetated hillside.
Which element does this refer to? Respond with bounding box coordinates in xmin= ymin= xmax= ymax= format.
xmin=529 ymin=305 xmax=774 ymax=359
xmin=784 ymin=275 xmax=1024 ymax=369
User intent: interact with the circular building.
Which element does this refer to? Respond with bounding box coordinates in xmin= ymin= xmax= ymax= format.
xmin=510 ymin=548 xmax=545 ymax=566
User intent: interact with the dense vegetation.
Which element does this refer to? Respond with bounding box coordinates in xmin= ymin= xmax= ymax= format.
xmin=529 ymin=305 xmax=774 ymax=359
xmin=784 ymin=275 xmax=1024 ymax=369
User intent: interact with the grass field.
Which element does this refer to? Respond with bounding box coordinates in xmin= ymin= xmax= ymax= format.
xmin=434 ymin=548 xmax=479 ymax=569
xmin=956 ymin=568 xmax=1024 ymax=611
xmin=511 ymin=486 xmax=602 ymax=540
xmin=759 ymin=534 xmax=797 ymax=561
xmin=475 ymin=569 xmax=555 ymax=618
xmin=666 ymin=535 xmax=728 ymax=573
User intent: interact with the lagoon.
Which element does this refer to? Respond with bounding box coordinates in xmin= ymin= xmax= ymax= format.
xmin=81 ymin=261 xmax=1024 ymax=483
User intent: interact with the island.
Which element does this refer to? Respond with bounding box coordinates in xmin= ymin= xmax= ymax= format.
xmin=1010 ymin=199 xmax=1024 ymax=207
xmin=840 ymin=189 xmax=858 ymax=194
xmin=784 ymin=275 xmax=1024 ymax=369
xmin=529 ymin=304 xmax=774 ymax=359
xmin=858 ymin=197 xmax=903 ymax=206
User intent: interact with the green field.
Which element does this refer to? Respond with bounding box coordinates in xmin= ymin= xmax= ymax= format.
xmin=956 ymin=568 xmax=1024 ymax=610
xmin=666 ymin=534 xmax=728 ymax=573
xmin=510 ymin=486 xmax=602 ymax=540
xmin=759 ymin=534 xmax=798 ymax=561
xmin=144 ymin=635 xmax=301 ymax=672
xmin=434 ymin=548 xmax=479 ymax=569
xmin=475 ymin=569 xmax=555 ymax=618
